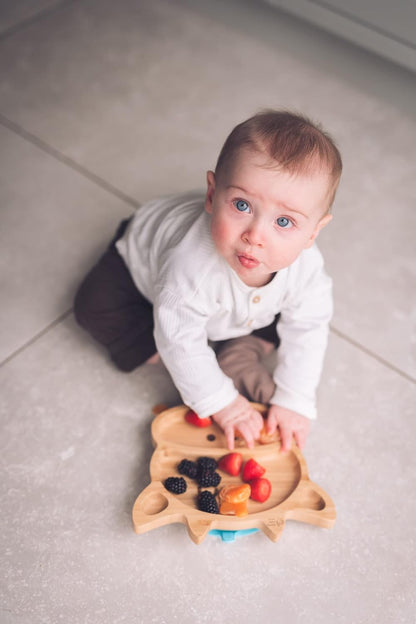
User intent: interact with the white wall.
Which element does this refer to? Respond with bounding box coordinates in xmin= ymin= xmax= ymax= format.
xmin=264 ymin=0 xmax=416 ymax=72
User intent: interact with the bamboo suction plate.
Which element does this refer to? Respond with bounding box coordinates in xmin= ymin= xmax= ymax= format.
xmin=132 ymin=404 xmax=336 ymax=544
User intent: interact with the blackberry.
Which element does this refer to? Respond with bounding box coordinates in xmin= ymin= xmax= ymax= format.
xmin=197 ymin=490 xmax=219 ymax=514
xmin=197 ymin=469 xmax=222 ymax=488
xmin=197 ymin=456 xmax=217 ymax=472
xmin=177 ymin=459 xmax=198 ymax=479
xmin=164 ymin=477 xmax=187 ymax=494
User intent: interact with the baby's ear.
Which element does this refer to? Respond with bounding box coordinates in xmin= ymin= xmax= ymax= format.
xmin=305 ymin=213 xmax=332 ymax=248
xmin=204 ymin=171 xmax=216 ymax=214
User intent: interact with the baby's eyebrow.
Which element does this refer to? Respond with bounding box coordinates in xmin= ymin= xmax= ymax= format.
xmin=279 ymin=204 xmax=308 ymax=219
xmin=226 ymin=184 xmax=250 ymax=194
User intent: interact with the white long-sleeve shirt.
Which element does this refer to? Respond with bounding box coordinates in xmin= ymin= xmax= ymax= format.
xmin=116 ymin=192 xmax=332 ymax=419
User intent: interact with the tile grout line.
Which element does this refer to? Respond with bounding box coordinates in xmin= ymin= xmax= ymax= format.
xmin=0 ymin=114 xmax=141 ymax=369
xmin=329 ymin=325 xmax=416 ymax=384
xmin=0 ymin=0 xmax=81 ymax=43
xmin=0 ymin=113 xmax=141 ymax=210
xmin=0 ymin=309 xmax=74 ymax=369
xmin=1 ymin=311 xmax=415 ymax=387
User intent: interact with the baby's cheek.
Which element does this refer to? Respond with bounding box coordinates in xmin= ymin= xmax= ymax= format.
xmin=268 ymin=239 xmax=304 ymax=271
xmin=211 ymin=219 xmax=233 ymax=252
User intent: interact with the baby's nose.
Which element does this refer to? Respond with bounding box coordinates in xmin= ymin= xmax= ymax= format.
xmin=242 ymin=221 xmax=266 ymax=246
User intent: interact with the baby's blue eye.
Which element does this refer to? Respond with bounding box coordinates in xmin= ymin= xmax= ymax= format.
xmin=235 ymin=200 xmax=250 ymax=212
xmin=276 ymin=216 xmax=292 ymax=228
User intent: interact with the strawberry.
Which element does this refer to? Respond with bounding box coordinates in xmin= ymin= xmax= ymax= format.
xmin=249 ymin=477 xmax=272 ymax=502
xmin=242 ymin=458 xmax=266 ymax=482
xmin=184 ymin=410 xmax=213 ymax=427
xmin=218 ymin=452 xmax=243 ymax=476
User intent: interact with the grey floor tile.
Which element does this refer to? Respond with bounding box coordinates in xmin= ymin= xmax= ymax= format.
xmin=1 ymin=317 xmax=415 ymax=623
xmin=1 ymin=3 xmax=415 ymax=623
xmin=0 ymin=0 xmax=64 ymax=36
xmin=0 ymin=0 xmax=414 ymax=378
xmin=0 ymin=124 xmax=134 ymax=363
xmin=319 ymin=161 xmax=416 ymax=381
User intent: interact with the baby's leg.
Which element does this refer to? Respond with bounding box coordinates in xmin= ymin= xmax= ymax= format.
xmin=216 ymin=335 xmax=276 ymax=404
xmin=74 ymin=220 xmax=156 ymax=371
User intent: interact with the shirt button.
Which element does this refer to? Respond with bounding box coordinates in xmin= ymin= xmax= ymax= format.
xmin=252 ymin=295 xmax=261 ymax=303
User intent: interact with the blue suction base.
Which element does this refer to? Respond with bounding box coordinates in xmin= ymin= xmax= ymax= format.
xmin=209 ymin=528 xmax=259 ymax=542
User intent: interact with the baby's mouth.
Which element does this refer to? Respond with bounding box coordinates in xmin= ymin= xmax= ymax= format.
xmin=237 ymin=253 xmax=259 ymax=269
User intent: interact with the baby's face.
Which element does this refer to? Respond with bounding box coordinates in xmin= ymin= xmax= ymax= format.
xmin=205 ymin=149 xmax=333 ymax=287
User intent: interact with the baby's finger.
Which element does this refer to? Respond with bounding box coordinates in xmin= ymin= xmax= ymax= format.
xmin=236 ymin=422 xmax=255 ymax=449
xmin=224 ymin=425 xmax=235 ymax=450
xmin=278 ymin=423 xmax=293 ymax=453
xmin=244 ymin=412 xmax=263 ymax=441
xmin=293 ymin=428 xmax=306 ymax=451
xmin=252 ymin=410 xmax=265 ymax=436
xmin=247 ymin=421 xmax=261 ymax=444
xmin=266 ymin=411 xmax=278 ymax=435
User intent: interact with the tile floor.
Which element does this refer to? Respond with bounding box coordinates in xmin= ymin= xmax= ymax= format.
xmin=1 ymin=0 xmax=415 ymax=622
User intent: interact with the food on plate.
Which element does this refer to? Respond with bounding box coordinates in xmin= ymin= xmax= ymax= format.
xmin=198 ymin=490 xmax=219 ymax=514
xmin=242 ymin=458 xmax=266 ymax=482
xmin=196 ymin=456 xmax=218 ymax=472
xmin=219 ymin=483 xmax=251 ymax=517
xmin=184 ymin=410 xmax=213 ymax=427
xmin=249 ymin=477 xmax=272 ymax=502
xmin=217 ymin=452 xmax=243 ymax=476
xmin=197 ymin=469 xmax=222 ymax=488
xmin=258 ymin=425 xmax=280 ymax=445
xmin=164 ymin=477 xmax=187 ymax=494
xmin=177 ymin=459 xmax=198 ymax=479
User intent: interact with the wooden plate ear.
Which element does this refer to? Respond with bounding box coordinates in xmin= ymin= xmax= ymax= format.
xmin=132 ymin=483 xmax=174 ymax=534
xmin=186 ymin=517 xmax=213 ymax=545
xmin=284 ymin=480 xmax=336 ymax=529
xmin=261 ymin=516 xmax=286 ymax=542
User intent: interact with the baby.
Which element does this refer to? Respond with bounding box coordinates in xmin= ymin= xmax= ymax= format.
xmin=74 ymin=110 xmax=342 ymax=452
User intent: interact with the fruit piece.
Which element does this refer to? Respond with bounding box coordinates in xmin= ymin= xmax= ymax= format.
xmin=249 ymin=477 xmax=272 ymax=503
xmin=197 ymin=490 xmax=219 ymax=514
xmin=196 ymin=456 xmax=218 ymax=472
xmin=218 ymin=452 xmax=243 ymax=476
xmin=185 ymin=410 xmax=212 ymax=427
xmin=164 ymin=477 xmax=187 ymax=494
xmin=258 ymin=425 xmax=280 ymax=445
xmin=197 ymin=469 xmax=222 ymax=488
xmin=242 ymin=458 xmax=266 ymax=482
xmin=177 ymin=459 xmax=198 ymax=479
xmin=219 ymin=483 xmax=251 ymax=517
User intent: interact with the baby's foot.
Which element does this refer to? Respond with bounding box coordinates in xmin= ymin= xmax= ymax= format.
xmin=145 ymin=352 xmax=160 ymax=365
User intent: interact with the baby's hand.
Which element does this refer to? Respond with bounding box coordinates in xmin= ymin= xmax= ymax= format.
xmin=212 ymin=394 xmax=264 ymax=450
xmin=266 ymin=404 xmax=310 ymax=453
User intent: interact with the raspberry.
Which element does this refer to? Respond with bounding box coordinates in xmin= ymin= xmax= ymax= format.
xmin=177 ymin=459 xmax=198 ymax=479
xmin=197 ymin=469 xmax=222 ymax=488
xmin=197 ymin=457 xmax=217 ymax=472
xmin=197 ymin=490 xmax=219 ymax=514
xmin=164 ymin=477 xmax=187 ymax=494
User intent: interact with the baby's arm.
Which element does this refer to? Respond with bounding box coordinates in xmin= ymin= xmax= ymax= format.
xmin=154 ymin=290 xmax=264 ymax=450
xmin=266 ymin=404 xmax=310 ymax=452
xmin=212 ymin=394 xmax=264 ymax=450
xmin=266 ymin=247 xmax=332 ymax=451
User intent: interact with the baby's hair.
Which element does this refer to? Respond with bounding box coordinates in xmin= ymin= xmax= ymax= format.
xmin=215 ymin=110 xmax=342 ymax=206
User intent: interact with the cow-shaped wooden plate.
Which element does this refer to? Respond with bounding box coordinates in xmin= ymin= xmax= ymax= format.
xmin=132 ymin=404 xmax=336 ymax=544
